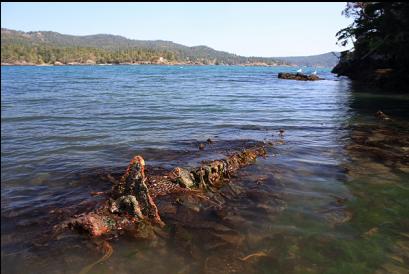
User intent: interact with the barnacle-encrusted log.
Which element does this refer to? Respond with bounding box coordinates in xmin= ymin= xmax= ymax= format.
xmin=112 ymin=156 xmax=163 ymax=226
xmin=169 ymin=147 xmax=267 ymax=189
xmin=67 ymin=145 xmax=268 ymax=238
xmin=109 ymin=195 xmax=143 ymax=219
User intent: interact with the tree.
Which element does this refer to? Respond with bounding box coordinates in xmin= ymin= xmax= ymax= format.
xmin=336 ymin=2 xmax=409 ymax=68
xmin=333 ymin=2 xmax=409 ymax=89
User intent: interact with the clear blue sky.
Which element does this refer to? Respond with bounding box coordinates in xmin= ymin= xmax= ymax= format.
xmin=1 ymin=2 xmax=352 ymax=57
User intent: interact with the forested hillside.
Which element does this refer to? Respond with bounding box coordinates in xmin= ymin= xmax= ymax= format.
xmin=1 ymin=28 xmax=339 ymax=67
xmin=1 ymin=28 xmax=284 ymax=65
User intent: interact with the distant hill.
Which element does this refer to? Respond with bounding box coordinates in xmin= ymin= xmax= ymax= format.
xmin=1 ymin=28 xmax=338 ymax=67
xmin=274 ymin=52 xmax=341 ymax=68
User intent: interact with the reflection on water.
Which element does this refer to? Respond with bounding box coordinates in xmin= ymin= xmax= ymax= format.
xmin=1 ymin=66 xmax=409 ymax=273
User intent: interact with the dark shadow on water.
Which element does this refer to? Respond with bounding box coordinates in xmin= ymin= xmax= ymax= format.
xmin=347 ymin=81 xmax=409 ymax=119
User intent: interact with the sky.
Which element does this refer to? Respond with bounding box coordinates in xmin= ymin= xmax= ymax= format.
xmin=1 ymin=2 xmax=353 ymax=57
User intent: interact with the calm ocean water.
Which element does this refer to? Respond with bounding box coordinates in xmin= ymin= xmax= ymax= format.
xmin=1 ymin=65 xmax=409 ymax=274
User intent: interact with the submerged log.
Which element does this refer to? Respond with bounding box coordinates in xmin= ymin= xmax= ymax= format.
xmin=168 ymin=146 xmax=266 ymax=190
xmin=65 ymin=145 xmax=269 ymax=238
xmin=278 ymin=72 xmax=322 ymax=81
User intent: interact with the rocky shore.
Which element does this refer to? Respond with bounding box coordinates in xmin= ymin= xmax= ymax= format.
xmin=331 ymin=51 xmax=409 ymax=91
xmin=0 ymin=63 xmax=285 ymax=67
xmin=1 ymin=60 xmax=290 ymax=67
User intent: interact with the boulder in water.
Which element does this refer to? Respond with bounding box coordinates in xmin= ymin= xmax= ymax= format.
xmin=278 ymin=72 xmax=322 ymax=81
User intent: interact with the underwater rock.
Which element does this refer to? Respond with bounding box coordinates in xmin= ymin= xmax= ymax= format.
xmin=375 ymin=110 xmax=391 ymax=121
xmin=212 ymin=231 xmax=245 ymax=247
xmin=203 ymin=253 xmax=250 ymax=274
xmin=320 ymin=206 xmax=352 ymax=227
xmin=278 ymin=72 xmax=322 ymax=81
xmin=362 ymin=227 xmax=379 ymax=238
xmin=346 ymin=125 xmax=409 ymax=177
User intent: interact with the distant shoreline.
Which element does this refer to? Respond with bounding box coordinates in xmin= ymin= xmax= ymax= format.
xmin=2 ymin=28 xmax=340 ymax=68
xmin=0 ymin=62 xmax=300 ymax=68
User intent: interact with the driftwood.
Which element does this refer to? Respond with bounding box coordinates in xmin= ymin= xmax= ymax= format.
xmin=65 ymin=145 xmax=268 ymax=238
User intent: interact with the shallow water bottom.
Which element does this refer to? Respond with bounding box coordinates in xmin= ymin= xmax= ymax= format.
xmin=2 ymin=123 xmax=409 ymax=274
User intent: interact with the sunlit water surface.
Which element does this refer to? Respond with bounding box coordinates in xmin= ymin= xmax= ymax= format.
xmin=1 ymin=65 xmax=409 ymax=274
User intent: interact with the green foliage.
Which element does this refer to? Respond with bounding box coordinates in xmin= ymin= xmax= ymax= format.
xmin=336 ymin=2 xmax=409 ymax=70
xmin=0 ymin=43 xmax=183 ymax=65
xmin=1 ymin=28 xmax=289 ymax=65
xmin=1 ymin=28 xmax=337 ymax=67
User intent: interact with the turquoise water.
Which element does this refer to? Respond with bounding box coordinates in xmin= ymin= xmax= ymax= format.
xmin=1 ymin=65 xmax=409 ymax=274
